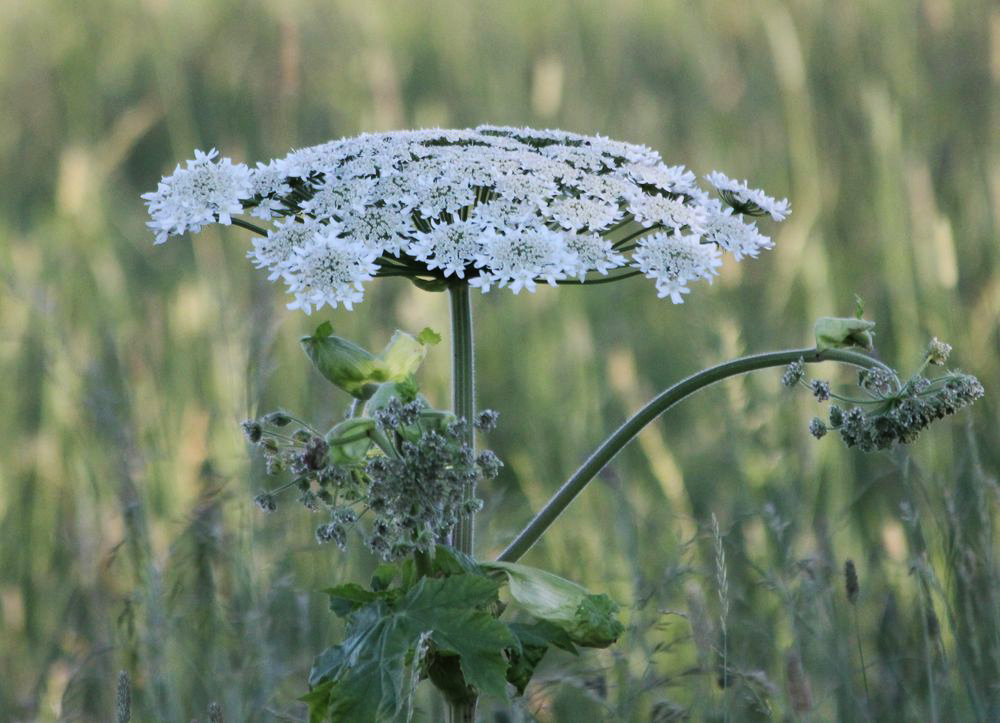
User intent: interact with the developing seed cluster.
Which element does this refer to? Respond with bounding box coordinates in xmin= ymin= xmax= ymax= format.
xmin=244 ymin=400 xmax=502 ymax=559
xmin=783 ymin=340 xmax=983 ymax=451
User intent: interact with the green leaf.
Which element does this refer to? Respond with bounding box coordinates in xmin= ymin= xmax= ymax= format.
xmin=482 ymin=561 xmax=624 ymax=648
xmin=417 ymin=327 xmax=442 ymax=346
xmin=399 ymin=576 xmax=514 ymax=699
xmin=507 ymin=619 xmax=578 ymax=655
xmin=814 ymin=317 xmax=876 ymax=351
xmin=309 ymin=645 xmax=348 ymax=686
xmin=325 ymin=583 xmax=377 ymax=618
xmin=504 ymin=621 xmax=577 ymax=696
xmin=308 ymin=574 xmax=515 ymax=720
xmin=371 ymin=563 xmax=398 ymax=592
xmin=568 ymin=593 xmax=624 ymax=648
xmin=300 ymin=681 xmax=334 ymax=723
xmin=854 ymin=294 xmax=865 ymax=320
xmin=432 ymin=544 xmax=483 ymax=577
xmin=314 ymin=320 xmax=334 ymax=339
xmin=507 ymin=620 xmax=576 ymax=695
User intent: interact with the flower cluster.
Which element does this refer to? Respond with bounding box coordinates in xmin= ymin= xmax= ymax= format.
xmin=785 ymin=339 xmax=983 ymax=451
xmin=143 ymin=127 xmax=790 ymax=311
xmin=244 ymin=400 xmax=502 ymax=559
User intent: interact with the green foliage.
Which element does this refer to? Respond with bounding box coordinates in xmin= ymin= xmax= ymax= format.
xmin=483 ymin=561 xmax=625 ymax=648
xmin=505 ymin=621 xmax=577 ymax=695
xmin=307 ymin=572 xmax=514 ymax=721
xmin=306 ymin=549 xmax=619 ymax=720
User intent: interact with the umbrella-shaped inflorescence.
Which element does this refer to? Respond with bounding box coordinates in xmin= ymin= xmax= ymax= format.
xmin=143 ymin=126 xmax=789 ymax=311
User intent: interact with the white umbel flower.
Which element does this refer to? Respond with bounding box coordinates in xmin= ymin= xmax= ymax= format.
xmin=407 ymin=220 xmax=484 ymax=278
xmin=145 ymin=127 xmax=790 ymax=308
xmin=624 ymin=163 xmax=697 ymax=195
xmin=249 ymin=217 xmax=325 ymax=278
xmin=703 ymin=204 xmax=774 ymax=260
xmin=340 ymin=203 xmax=413 ymax=254
xmin=626 ymin=191 xmax=708 ymax=234
xmin=546 ymin=195 xmax=624 ymax=232
xmin=705 ymin=171 xmax=790 ymax=221
xmin=632 ymin=232 xmax=722 ymax=303
xmin=564 ymin=233 xmax=627 ymax=281
xmin=142 ymin=149 xmax=252 ymax=244
xmin=471 ymin=227 xmax=576 ymax=293
xmin=248 ymin=160 xmax=293 ymax=220
xmin=279 ymin=230 xmax=379 ymax=313
xmin=300 ymin=175 xmax=374 ymax=219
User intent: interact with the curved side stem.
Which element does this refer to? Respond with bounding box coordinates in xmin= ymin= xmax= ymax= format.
xmin=497 ymin=346 xmax=890 ymax=563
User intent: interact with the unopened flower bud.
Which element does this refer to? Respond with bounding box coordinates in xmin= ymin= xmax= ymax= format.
xmin=263 ymin=411 xmax=292 ymax=426
xmin=781 ymin=358 xmax=805 ymax=387
xmin=302 ymin=436 xmax=329 ymax=470
xmin=474 ymin=409 xmax=500 ymax=431
xmin=300 ymin=322 xmax=380 ymax=399
xmin=476 ymin=449 xmax=503 ymax=478
xmin=808 ymin=418 xmax=827 ymax=439
xmin=810 ymin=380 xmax=831 ymax=402
xmin=316 ymin=522 xmax=347 ymax=548
xmin=254 ymin=493 xmax=277 ymax=512
xmin=241 ymin=420 xmax=262 ymax=443
xmin=828 ymin=405 xmax=844 ymax=427
xmin=927 ymin=337 xmax=952 ymax=366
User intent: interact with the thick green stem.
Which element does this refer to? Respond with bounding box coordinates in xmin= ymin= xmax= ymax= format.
xmin=497 ymin=346 xmax=890 ymax=563
xmin=449 ymin=283 xmax=476 ymax=555
xmin=447 ymin=282 xmax=477 ymax=723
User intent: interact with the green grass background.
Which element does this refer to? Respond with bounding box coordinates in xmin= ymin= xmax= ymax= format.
xmin=1 ymin=0 xmax=999 ymax=720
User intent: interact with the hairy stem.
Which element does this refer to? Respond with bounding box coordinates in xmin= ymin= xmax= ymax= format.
xmin=447 ymin=282 xmax=477 ymax=723
xmin=449 ymin=283 xmax=476 ymax=554
xmin=497 ymin=346 xmax=890 ymax=562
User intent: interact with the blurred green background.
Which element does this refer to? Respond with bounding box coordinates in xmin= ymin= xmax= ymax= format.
xmin=2 ymin=0 xmax=999 ymax=720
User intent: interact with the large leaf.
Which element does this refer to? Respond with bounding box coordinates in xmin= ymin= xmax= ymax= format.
xmin=308 ymin=574 xmax=515 ymax=722
xmin=323 ymin=583 xmax=377 ymax=618
xmin=482 ymin=561 xmax=624 ymax=648
xmin=505 ymin=620 xmax=579 ymax=695
xmin=432 ymin=544 xmax=483 ymax=577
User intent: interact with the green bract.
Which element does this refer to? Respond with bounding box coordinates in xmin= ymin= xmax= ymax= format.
xmin=482 ymin=561 xmax=625 ymax=648
xmin=814 ymin=316 xmax=876 ymax=351
xmin=324 ymin=418 xmax=375 ymax=465
xmin=300 ymin=322 xmax=439 ymax=399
